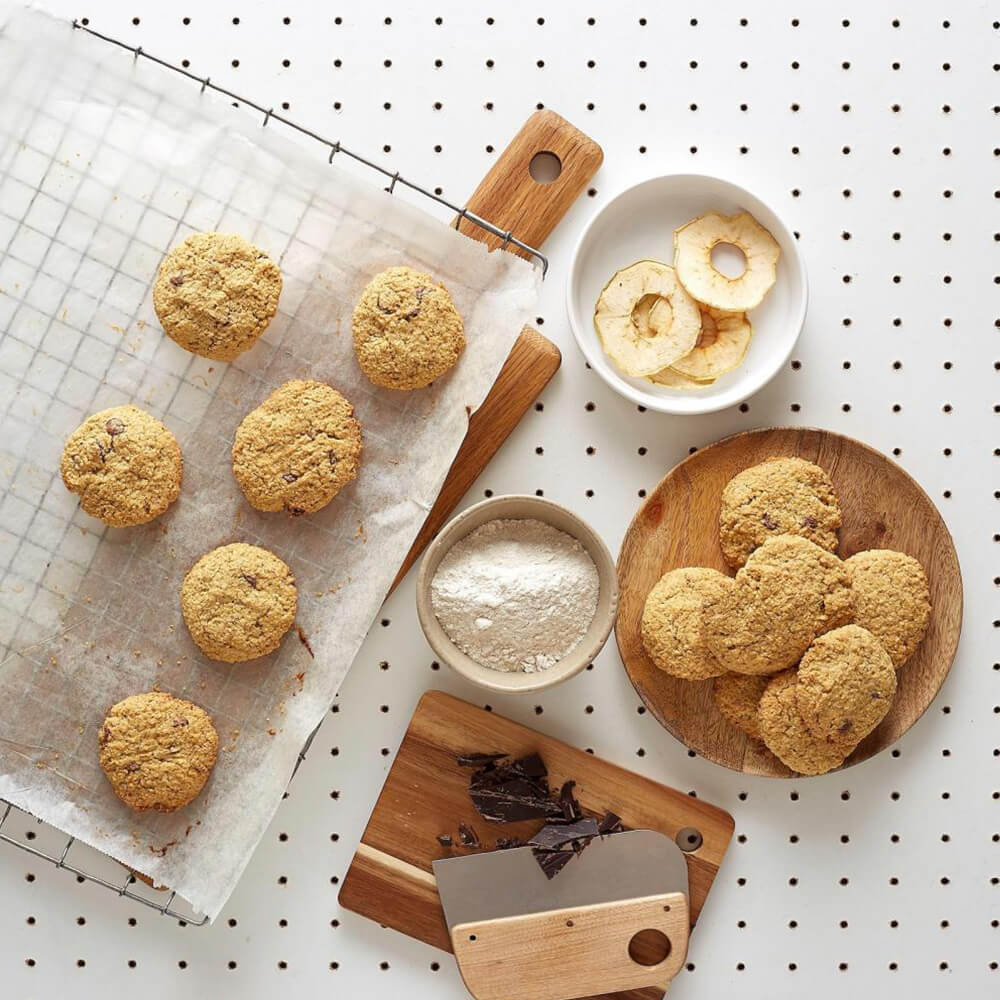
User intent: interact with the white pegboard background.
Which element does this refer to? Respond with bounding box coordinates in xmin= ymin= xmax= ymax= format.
xmin=1 ymin=1 xmax=997 ymax=997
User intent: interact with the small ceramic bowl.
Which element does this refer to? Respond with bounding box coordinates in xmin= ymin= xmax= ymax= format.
xmin=415 ymin=495 xmax=619 ymax=693
xmin=566 ymin=172 xmax=808 ymax=415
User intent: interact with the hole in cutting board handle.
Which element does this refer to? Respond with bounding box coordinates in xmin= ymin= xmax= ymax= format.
xmin=529 ymin=150 xmax=562 ymax=184
xmin=628 ymin=928 xmax=671 ymax=966
xmin=675 ymin=826 xmax=703 ymax=852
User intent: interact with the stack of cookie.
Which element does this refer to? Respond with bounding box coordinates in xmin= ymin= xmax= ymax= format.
xmin=57 ymin=231 xmax=467 ymax=815
xmin=641 ymin=457 xmax=932 ymax=775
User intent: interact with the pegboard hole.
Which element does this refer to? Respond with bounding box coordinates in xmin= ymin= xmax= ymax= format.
xmin=628 ymin=929 xmax=671 ymax=966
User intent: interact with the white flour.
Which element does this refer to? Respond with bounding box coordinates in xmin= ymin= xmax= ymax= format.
xmin=430 ymin=518 xmax=601 ymax=672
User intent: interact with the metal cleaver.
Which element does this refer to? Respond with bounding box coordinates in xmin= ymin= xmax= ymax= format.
xmin=432 ymin=829 xmax=690 ymax=1000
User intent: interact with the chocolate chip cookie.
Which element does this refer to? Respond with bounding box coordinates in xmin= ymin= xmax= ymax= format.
xmin=719 ymin=457 xmax=842 ymax=567
xmin=352 ymin=265 xmax=465 ymax=390
xmin=153 ymin=232 xmax=282 ymax=361
xmin=641 ymin=567 xmax=731 ymax=679
xmin=703 ymin=534 xmax=853 ymax=675
xmin=845 ymin=549 xmax=931 ymax=668
xmin=758 ymin=669 xmax=854 ymax=776
xmin=232 ymin=379 xmax=362 ymax=515
xmin=712 ymin=672 xmax=768 ymax=740
xmin=99 ymin=691 xmax=219 ymax=812
xmin=181 ymin=543 xmax=297 ymax=663
xmin=796 ymin=624 xmax=897 ymax=748
xmin=60 ymin=404 xmax=182 ymax=527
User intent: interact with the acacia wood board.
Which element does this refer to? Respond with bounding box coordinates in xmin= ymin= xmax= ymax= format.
xmin=392 ymin=110 xmax=603 ymax=590
xmin=339 ymin=691 xmax=734 ymax=1000
xmin=616 ymin=427 xmax=963 ymax=778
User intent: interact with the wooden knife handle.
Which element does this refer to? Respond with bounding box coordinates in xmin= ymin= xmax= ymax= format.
xmin=449 ymin=892 xmax=689 ymax=1000
xmin=457 ymin=109 xmax=604 ymax=259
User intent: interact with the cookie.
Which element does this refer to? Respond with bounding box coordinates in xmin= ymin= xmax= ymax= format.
xmin=845 ymin=549 xmax=931 ymax=668
xmin=153 ymin=232 xmax=281 ymax=361
xmin=232 ymin=380 xmax=362 ymax=515
xmin=60 ymin=405 xmax=182 ymax=527
xmin=704 ymin=534 xmax=853 ymax=675
xmin=719 ymin=457 xmax=842 ymax=568
xmin=98 ymin=691 xmax=218 ymax=811
xmin=796 ymin=625 xmax=896 ymax=748
xmin=640 ymin=567 xmax=731 ymax=679
xmin=712 ymin=673 xmax=768 ymax=740
xmin=181 ymin=543 xmax=297 ymax=662
xmin=352 ymin=265 xmax=465 ymax=390
xmin=758 ymin=670 xmax=853 ymax=776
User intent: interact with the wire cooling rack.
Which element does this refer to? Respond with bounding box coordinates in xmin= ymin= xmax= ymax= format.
xmin=0 ymin=14 xmax=545 ymax=927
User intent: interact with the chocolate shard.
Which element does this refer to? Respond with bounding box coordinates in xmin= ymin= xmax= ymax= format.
xmin=528 ymin=817 xmax=600 ymax=852
xmin=534 ymin=848 xmax=575 ymax=880
xmin=436 ymin=833 xmax=453 ymax=847
xmin=598 ymin=811 xmax=624 ymax=836
xmin=494 ymin=836 xmax=523 ymax=850
xmin=457 ymin=823 xmax=480 ymax=848
xmin=558 ymin=780 xmax=581 ymax=821
xmin=456 ymin=751 xmax=509 ymax=768
xmin=510 ymin=752 xmax=548 ymax=779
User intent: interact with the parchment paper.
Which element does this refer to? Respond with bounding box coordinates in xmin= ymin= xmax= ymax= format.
xmin=0 ymin=7 xmax=539 ymax=918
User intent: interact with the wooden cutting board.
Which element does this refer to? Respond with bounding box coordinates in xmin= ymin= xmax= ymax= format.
xmin=391 ymin=111 xmax=603 ymax=591
xmin=339 ymin=691 xmax=735 ymax=1000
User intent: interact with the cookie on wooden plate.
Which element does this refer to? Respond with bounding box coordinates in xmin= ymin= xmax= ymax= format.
xmin=712 ymin=673 xmax=768 ymax=740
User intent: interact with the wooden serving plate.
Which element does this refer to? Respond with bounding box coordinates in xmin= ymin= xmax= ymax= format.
xmin=616 ymin=427 xmax=963 ymax=778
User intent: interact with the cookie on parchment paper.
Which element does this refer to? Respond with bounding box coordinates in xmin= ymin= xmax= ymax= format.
xmin=153 ymin=232 xmax=282 ymax=361
xmin=718 ymin=456 xmax=842 ymax=568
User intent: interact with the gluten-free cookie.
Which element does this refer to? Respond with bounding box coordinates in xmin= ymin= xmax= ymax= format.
xmin=719 ymin=457 xmax=842 ymax=568
xmin=758 ymin=669 xmax=853 ymax=776
xmin=704 ymin=534 xmax=853 ymax=675
xmin=99 ymin=691 xmax=218 ymax=812
xmin=796 ymin=625 xmax=896 ymax=748
xmin=712 ymin=672 xmax=768 ymax=740
xmin=845 ymin=549 xmax=931 ymax=668
xmin=153 ymin=232 xmax=282 ymax=361
xmin=60 ymin=404 xmax=182 ymax=527
xmin=181 ymin=543 xmax=297 ymax=663
xmin=232 ymin=380 xmax=362 ymax=515
xmin=352 ymin=265 xmax=465 ymax=390
xmin=640 ymin=567 xmax=732 ymax=680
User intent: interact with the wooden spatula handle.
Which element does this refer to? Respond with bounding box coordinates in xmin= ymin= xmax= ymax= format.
xmin=458 ymin=109 xmax=604 ymax=259
xmin=450 ymin=892 xmax=689 ymax=1000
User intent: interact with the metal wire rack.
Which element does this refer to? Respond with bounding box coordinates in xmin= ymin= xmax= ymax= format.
xmin=0 ymin=15 xmax=547 ymax=927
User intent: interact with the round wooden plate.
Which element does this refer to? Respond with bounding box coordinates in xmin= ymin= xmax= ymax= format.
xmin=616 ymin=427 xmax=963 ymax=777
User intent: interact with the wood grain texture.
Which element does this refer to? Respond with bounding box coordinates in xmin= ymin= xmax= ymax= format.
xmin=450 ymin=893 xmax=688 ymax=1000
xmin=616 ymin=427 xmax=964 ymax=778
xmin=339 ymin=691 xmax=733 ymax=1000
xmin=457 ymin=109 xmax=604 ymax=258
xmin=393 ymin=110 xmax=602 ymax=589
xmin=392 ymin=328 xmax=561 ymax=592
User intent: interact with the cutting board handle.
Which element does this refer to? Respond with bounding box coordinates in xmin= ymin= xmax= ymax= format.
xmin=457 ymin=109 xmax=604 ymax=259
xmin=450 ymin=892 xmax=689 ymax=1000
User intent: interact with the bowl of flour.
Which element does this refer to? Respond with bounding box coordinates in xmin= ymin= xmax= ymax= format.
xmin=416 ymin=495 xmax=619 ymax=693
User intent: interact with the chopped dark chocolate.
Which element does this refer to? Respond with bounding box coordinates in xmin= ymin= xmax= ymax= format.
xmin=494 ymin=836 xmax=524 ymax=850
xmin=598 ymin=811 xmax=624 ymax=836
xmin=456 ymin=751 xmax=509 ymax=768
xmin=558 ymin=780 xmax=582 ymax=821
xmin=528 ymin=817 xmax=600 ymax=852
xmin=457 ymin=823 xmax=480 ymax=848
xmin=534 ymin=849 xmax=575 ymax=879
xmin=467 ymin=752 xmax=561 ymax=823
xmin=436 ymin=834 xmax=453 ymax=847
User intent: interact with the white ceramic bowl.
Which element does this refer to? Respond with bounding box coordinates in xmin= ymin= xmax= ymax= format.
xmin=415 ymin=495 xmax=619 ymax=694
xmin=566 ymin=173 xmax=808 ymax=415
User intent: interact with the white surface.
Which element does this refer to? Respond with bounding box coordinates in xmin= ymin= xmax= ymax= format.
xmin=568 ymin=173 xmax=806 ymax=413
xmin=2 ymin=1 xmax=998 ymax=998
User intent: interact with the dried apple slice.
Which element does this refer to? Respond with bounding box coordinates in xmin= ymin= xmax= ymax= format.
xmin=671 ymin=306 xmax=752 ymax=380
xmin=594 ymin=260 xmax=701 ymax=376
xmin=648 ymin=367 xmax=715 ymax=391
xmin=673 ymin=211 xmax=780 ymax=311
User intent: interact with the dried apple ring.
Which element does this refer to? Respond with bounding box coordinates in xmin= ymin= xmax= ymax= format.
xmin=671 ymin=306 xmax=752 ymax=381
xmin=673 ymin=211 xmax=780 ymax=311
xmin=594 ymin=260 xmax=701 ymax=377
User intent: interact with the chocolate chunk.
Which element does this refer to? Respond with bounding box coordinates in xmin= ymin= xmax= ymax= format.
xmin=534 ymin=849 xmax=575 ymax=879
xmin=436 ymin=833 xmax=453 ymax=847
xmin=171 ymin=717 xmax=189 ymax=728
xmin=761 ymin=512 xmax=779 ymax=530
xmin=457 ymin=823 xmax=480 ymax=848
xmin=241 ymin=573 xmax=258 ymax=589
xmin=169 ymin=274 xmax=185 ymax=287
xmin=286 ymin=505 xmax=307 ymax=516
xmin=803 ymin=515 xmax=819 ymax=529
xmin=528 ymin=817 xmax=600 ymax=851
xmin=466 ymin=752 xmax=561 ymax=823
xmin=558 ymin=780 xmax=581 ymax=821
xmin=124 ymin=761 xmax=140 ymax=773
xmin=598 ymin=811 xmax=624 ymax=836
xmin=282 ymin=472 xmax=299 ymax=483
xmin=328 ymin=450 xmax=339 ymax=468
xmin=105 ymin=417 xmax=125 ymax=436
xmin=511 ymin=753 xmax=548 ymax=779
xmin=495 ymin=836 xmax=523 ymax=850
xmin=456 ymin=751 xmax=508 ymax=767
